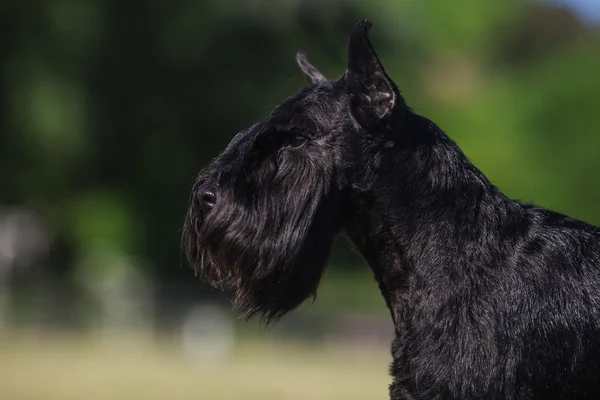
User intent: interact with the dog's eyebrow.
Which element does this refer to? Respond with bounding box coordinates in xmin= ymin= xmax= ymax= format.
xmin=283 ymin=112 xmax=320 ymax=134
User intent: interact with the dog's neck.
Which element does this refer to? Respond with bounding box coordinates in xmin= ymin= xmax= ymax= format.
xmin=342 ymin=111 xmax=524 ymax=330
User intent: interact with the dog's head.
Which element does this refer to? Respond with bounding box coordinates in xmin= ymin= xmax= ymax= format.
xmin=183 ymin=20 xmax=408 ymax=321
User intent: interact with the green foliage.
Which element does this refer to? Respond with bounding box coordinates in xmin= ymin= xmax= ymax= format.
xmin=0 ymin=0 xmax=599 ymax=297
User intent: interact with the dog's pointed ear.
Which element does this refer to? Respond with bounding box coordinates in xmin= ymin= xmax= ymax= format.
xmin=345 ymin=20 xmax=400 ymax=130
xmin=296 ymin=52 xmax=327 ymax=84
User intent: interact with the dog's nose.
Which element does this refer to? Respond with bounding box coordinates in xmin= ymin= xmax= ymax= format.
xmin=197 ymin=186 xmax=217 ymax=210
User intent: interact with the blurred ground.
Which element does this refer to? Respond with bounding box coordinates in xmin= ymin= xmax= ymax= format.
xmin=0 ymin=333 xmax=390 ymax=400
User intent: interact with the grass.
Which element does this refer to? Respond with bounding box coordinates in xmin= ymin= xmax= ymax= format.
xmin=0 ymin=331 xmax=391 ymax=400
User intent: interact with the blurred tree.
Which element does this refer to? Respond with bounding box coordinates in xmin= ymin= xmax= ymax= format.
xmin=0 ymin=0 xmax=599 ymax=323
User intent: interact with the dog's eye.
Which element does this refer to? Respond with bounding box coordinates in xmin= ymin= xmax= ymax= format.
xmin=290 ymin=134 xmax=308 ymax=148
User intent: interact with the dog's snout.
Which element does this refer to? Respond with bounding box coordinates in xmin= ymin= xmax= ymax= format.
xmin=197 ymin=186 xmax=217 ymax=210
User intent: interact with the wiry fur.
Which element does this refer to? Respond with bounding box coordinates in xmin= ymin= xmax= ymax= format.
xmin=183 ymin=19 xmax=600 ymax=399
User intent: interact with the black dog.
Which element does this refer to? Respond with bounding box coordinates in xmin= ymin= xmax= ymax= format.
xmin=183 ymin=19 xmax=600 ymax=399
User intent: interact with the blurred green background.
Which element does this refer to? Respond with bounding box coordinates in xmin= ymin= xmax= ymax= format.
xmin=0 ymin=0 xmax=599 ymax=399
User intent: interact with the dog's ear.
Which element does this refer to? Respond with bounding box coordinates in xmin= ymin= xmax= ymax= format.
xmin=345 ymin=20 xmax=400 ymax=130
xmin=296 ymin=52 xmax=327 ymax=84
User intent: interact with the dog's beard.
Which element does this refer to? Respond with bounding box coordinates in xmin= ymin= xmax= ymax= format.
xmin=183 ymin=164 xmax=338 ymax=322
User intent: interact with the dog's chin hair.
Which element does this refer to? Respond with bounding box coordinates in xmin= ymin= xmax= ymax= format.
xmin=230 ymin=267 xmax=322 ymax=323
xmin=183 ymin=175 xmax=337 ymax=323
xmin=189 ymin=247 xmax=327 ymax=323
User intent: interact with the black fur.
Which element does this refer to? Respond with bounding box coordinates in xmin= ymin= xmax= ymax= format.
xmin=183 ymin=19 xmax=600 ymax=399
